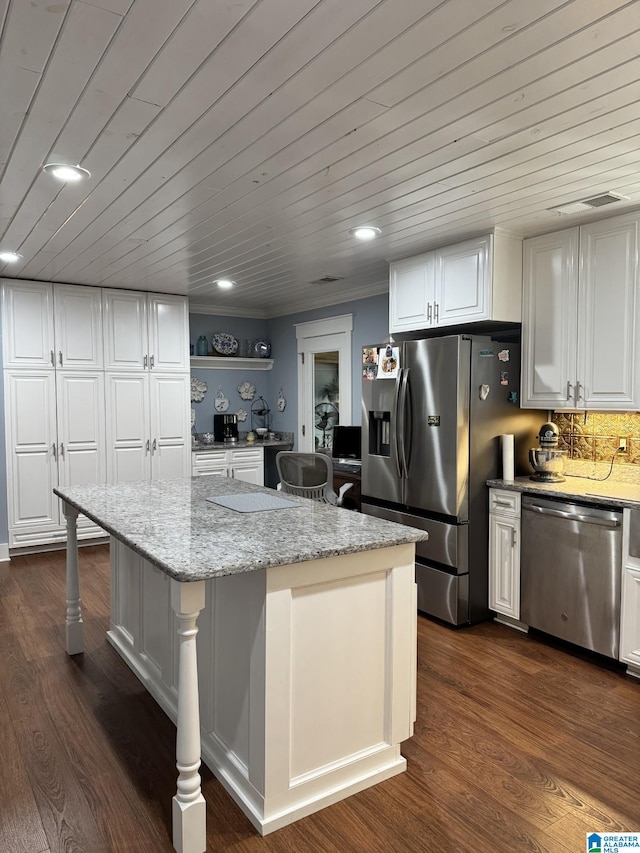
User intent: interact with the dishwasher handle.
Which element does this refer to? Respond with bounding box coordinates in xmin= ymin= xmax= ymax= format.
xmin=522 ymin=502 xmax=621 ymax=528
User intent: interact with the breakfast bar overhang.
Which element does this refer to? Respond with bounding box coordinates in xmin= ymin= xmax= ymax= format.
xmin=54 ymin=476 xmax=427 ymax=853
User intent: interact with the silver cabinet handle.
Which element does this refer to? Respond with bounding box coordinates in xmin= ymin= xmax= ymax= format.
xmin=566 ymin=381 xmax=573 ymax=402
xmin=152 ymin=439 xmax=157 ymax=453
xmin=427 ymin=303 xmax=432 ymax=323
xmin=146 ymin=439 xmax=150 ymax=452
xmin=434 ymin=302 xmax=439 ymax=323
xmin=60 ymin=442 xmax=64 ymax=457
xmin=50 ymin=350 xmax=55 ymax=366
xmin=576 ymin=381 xmax=583 ymax=401
xmin=493 ymin=499 xmax=512 ymax=507
xmin=58 ymin=350 xmax=63 ymax=366
xmin=144 ymin=354 xmax=148 ymax=369
xmin=52 ymin=443 xmax=57 ymax=459
xmin=150 ymin=355 xmax=155 ymax=369
xmin=511 ymin=528 xmax=517 ymax=548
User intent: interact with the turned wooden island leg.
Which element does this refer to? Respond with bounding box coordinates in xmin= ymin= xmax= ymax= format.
xmin=62 ymin=502 xmax=83 ymax=655
xmin=171 ymin=579 xmax=207 ymax=853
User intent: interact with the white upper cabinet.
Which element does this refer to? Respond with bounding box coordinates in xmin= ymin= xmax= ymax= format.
xmin=522 ymin=212 xmax=640 ymax=410
xmin=389 ymin=232 xmax=522 ymax=333
xmin=103 ymin=289 xmax=189 ymax=372
xmin=1 ymin=280 xmax=103 ymax=369
xmin=389 ymin=252 xmax=435 ymax=332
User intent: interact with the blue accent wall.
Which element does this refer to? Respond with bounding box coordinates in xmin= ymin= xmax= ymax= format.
xmin=189 ymin=292 xmax=389 ymax=443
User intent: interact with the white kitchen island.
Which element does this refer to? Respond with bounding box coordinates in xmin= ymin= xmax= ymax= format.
xmin=54 ymin=476 xmax=427 ymax=853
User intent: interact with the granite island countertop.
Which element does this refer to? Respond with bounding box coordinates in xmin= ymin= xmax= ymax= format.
xmin=54 ymin=476 xmax=427 ymax=582
xmin=487 ymin=476 xmax=640 ymax=509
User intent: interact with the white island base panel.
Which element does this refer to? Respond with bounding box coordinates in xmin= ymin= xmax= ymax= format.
xmin=108 ymin=538 xmax=417 ymax=834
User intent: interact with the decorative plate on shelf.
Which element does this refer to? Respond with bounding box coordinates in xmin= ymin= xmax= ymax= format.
xmin=252 ymin=339 xmax=271 ymax=358
xmin=190 ymin=377 xmax=208 ymax=402
xmin=237 ymin=381 xmax=256 ymax=400
xmin=212 ymin=332 xmax=238 ymax=356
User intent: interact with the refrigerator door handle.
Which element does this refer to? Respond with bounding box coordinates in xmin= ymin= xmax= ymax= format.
xmin=398 ymin=368 xmax=411 ymax=478
xmin=394 ymin=370 xmax=404 ymax=478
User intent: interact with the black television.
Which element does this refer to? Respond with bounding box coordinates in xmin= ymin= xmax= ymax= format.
xmin=332 ymin=426 xmax=362 ymax=461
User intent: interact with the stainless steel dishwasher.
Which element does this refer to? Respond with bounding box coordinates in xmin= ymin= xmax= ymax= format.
xmin=520 ymin=495 xmax=622 ymax=658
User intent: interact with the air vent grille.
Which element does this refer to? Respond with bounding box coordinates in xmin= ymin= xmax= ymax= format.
xmin=309 ymin=275 xmax=344 ymax=284
xmin=549 ymin=192 xmax=628 ymax=215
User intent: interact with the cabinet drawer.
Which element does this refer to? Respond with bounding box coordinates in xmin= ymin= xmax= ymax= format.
xmin=193 ymin=450 xmax=226 ymax=470
xmin=489 ymin=489 xmax=520 ymax=516
xmin=229 ymin=448 xmax=263 ymax=464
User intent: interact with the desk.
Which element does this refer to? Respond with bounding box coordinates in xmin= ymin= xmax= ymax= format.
xmin=54 ymin=476 xmax=425 ymax=849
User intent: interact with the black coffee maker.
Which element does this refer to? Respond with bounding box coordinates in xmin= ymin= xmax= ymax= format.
xmin=213 ymin=414 xmax=239 ymax=443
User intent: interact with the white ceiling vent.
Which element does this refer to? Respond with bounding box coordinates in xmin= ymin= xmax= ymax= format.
xmin=549 ymin=192 xmax=629 ymax=215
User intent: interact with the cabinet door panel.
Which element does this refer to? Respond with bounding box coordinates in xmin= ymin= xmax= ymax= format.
xmin=56 ymin=372 xmax=106 ymax=491
xmin=5 ymin=371 xmax=59 ymax=532
xmin=105 ymin=373 xmax=150 ymax=482
xmin=489 ymin=512 xmax=520 ymax=619
xmin=149 ymin=374 xmax=190 ymax=480
xmin=436 ymin=237 xmax=489 ymax=324
xmin=389 ymin=253 xmax=434 ymax=332
xmin=579 ymin=216 xmax=638 ymax=409
xmin=53 ymin=285 xmax=103 ymax=369
xmin=620 ymin=567 xmax=640 ymax=667
xmin=147 ymin=295 xmax=189 ymax=371
xmin=1 ymin=281 xmax=54 ymax=368
xmin=521 ymin=229 xmax=579 ymax=408
xmin=230 ymin=464 xmax=264 ymax=485
xmin=103 ymin=290 xmax=148 ymax=371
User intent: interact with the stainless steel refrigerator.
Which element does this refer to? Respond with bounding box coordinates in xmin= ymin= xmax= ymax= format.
xmin=361 ymin=334 xmax=543 ymax=626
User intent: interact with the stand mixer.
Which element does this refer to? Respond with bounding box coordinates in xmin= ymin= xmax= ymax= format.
xmin=529 ymin=422 xmax=567 ymax=483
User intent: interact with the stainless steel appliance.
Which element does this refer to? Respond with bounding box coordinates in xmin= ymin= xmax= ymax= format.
xmin=213 ymin=413 xmax=239 ymax=443
xmin=529 ymin=421 xmax=567 ymax=482
xmin=521 ymin=495 xmax=622 ymax=658
xmin=361 ymin=334 xmax=543 ymax=625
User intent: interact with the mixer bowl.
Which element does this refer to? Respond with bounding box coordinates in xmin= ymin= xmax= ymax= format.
xmin=529 ymin=447 xmax=567 ymax=481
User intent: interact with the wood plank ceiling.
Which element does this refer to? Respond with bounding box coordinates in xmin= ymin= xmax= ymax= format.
xmin=1 ymin=0 xmax=639 ymax=317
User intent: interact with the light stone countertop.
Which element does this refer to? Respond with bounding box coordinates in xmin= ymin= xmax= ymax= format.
xmin=191 ymin=438 xmax=292 ymax=451
xmin=54 ymin=476 xmax=427 ymax=582
xmin=487 ymin=476 xmax=640 ymax=509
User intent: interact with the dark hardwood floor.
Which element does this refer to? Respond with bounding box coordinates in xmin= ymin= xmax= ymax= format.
xmin=1 ymin=544 xmax=638 ymax=852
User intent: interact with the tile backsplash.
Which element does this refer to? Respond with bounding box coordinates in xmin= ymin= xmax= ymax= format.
xmin=551 ymin=411 xmax=640 ymax=467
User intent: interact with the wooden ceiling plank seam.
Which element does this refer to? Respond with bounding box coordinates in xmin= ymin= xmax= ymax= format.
xmin=22 ymin=0 xmax=329 ymax=275
xmin=30 ymin=0 xmax=436 ymax=279
xmin=11 ymin=0 xmax=202 ymax=267
xmin=51 ymin=0 xmax=536 ymax=274
xmin=0 ymin=2 xmax=123 ymax=226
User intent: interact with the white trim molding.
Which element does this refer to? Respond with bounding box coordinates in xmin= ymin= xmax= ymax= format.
xmin=0 ymin=542 xmax=10 ymax=562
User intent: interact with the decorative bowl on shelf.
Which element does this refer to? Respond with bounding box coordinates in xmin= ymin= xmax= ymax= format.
xmin=255 ymin=428 xmax=268 ymax=438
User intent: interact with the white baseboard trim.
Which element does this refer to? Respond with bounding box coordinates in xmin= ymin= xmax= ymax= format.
xmin=0 ymin=542 xmax=10 ymax=562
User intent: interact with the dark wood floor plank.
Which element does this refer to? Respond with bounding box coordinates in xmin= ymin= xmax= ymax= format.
xmin=0 ymin=721 xmax=49 ymax=853
xmin=1 ymin=545 xmax=638 ymax=852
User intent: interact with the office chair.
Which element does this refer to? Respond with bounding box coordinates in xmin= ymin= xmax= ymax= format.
xmin=275 ymin=452 xmax=353 ymax=506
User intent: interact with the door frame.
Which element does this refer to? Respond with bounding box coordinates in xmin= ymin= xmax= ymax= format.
xmin=295 ymin=315 xmax=353 ymax=452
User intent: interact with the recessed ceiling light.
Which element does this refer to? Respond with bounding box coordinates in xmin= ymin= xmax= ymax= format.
xmin=42 ymin=163 xmax=91 ymax=182
xmin=0 ymin=251 xmax=22 ymax=263
xmin=349 ymin=225 xmax=381 ymax=240
xmin=216 ymin=279 xmax=235 ymax=289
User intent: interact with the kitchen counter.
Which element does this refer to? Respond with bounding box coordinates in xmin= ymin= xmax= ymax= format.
xmin=191 ymin=437 xmax=292 ymax=451
xmin=55 ymin=475 xmax=423 ymax=582
xmin=54 ymin=476 xmax=426 ymax=847
xmin=487 ymin=476 xmax=640 ymax=509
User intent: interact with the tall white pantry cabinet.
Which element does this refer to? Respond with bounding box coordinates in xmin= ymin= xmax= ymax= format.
xmin=1 ymin=280 xmax=190 ymax=549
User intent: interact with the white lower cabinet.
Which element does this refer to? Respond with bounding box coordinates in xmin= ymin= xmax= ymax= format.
xmin=105 ymin=372 xmax=191 ymax=483
xmin=620 ymin=508 xmax=640 ymax=677
xmin=488 ymin=488 xmax=521 ymax=621
xmin=4 ymin=369 xmax=106 ymax=547
xmin=192 ymin=447 xmax=264 ymax=485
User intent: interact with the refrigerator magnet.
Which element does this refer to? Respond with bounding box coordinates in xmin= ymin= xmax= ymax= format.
xmin=363 ymin=346 xmax=378 ymax=365
xmin=498 ymin=349 xmax=510 ymax=362
xmin=377 ymin=346 xmax=399 ymax=379
xmin=500 ymin=371 xmax=509 ymax=386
